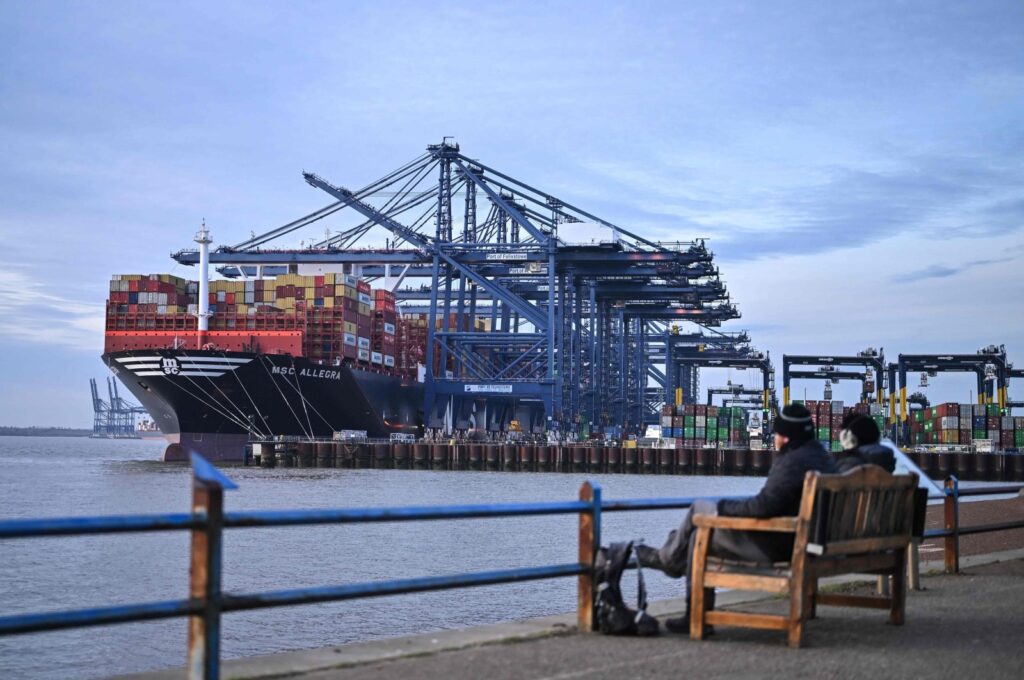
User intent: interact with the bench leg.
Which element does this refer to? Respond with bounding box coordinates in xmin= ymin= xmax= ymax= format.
xmin=788 ymin=576 xmax=806 ymax=648
xmin=890 ymin=552 xmax=907 ymax=626
xmin=690 ymin=527 xmax=711 ymax=640
xmin=803 ymin=578 xmax=817 ymax=620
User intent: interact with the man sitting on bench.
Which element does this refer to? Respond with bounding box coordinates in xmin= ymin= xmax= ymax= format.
xmin=637 ymin=403 xmax=837 ymax=632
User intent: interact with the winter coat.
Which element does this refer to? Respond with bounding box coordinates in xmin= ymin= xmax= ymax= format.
xmin=710 ymin=438 xmax=838 ymax=564
xmin=835 ymin=443 xmax=896 ymax=473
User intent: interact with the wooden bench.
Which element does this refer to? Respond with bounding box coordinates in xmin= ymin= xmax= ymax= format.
xmin=689 ymin=465 xmax=919 ymax=647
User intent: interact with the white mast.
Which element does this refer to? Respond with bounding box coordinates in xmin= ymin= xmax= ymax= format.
xmin=195 ymin=220 xmax=212 ymax=349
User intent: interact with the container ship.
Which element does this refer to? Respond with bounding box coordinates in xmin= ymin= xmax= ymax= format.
xmin=103 ymin=264 xmax=433 ymax=462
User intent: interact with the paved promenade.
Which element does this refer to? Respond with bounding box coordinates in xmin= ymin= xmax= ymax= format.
xmin=119 ymin=496 xmax=1024 ymax=680
xmin=122 ymin=550 xmax=1024 ymax=680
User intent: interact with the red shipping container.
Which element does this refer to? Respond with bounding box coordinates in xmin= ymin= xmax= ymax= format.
xmin=357 ymin=280 xmax=370 ymax=293
xmin=129 ymin=280 xmax=140 ymax=292
xmin=294 ymin=288 xmax=305 ymax=300
xmin=315 ymin=275 xmax=324 ymax=286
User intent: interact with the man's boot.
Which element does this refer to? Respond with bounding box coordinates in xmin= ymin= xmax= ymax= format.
xmin=635 ymin=544 xmax=668 ymax=574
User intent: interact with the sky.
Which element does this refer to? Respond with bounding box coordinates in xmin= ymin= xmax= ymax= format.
xmin=1 ymin=0 xmax=1022 ymax=426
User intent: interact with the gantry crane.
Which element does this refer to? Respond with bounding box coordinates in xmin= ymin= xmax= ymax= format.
xmin=171 ymin=141 xmax=744 ymax=436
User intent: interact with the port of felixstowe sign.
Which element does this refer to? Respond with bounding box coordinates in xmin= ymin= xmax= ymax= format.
xmin=464 ymin=384 xmax=514 ymax=394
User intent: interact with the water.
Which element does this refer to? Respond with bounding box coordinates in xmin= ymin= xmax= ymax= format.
xmin=5 ymin=437 xmax=1000 ymax=678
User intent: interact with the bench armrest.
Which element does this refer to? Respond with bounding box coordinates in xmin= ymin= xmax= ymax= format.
xmin=692 ymin=515 xmax=799 ymax=533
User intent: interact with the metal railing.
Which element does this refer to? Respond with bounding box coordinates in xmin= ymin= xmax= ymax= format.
xmin=0 ymin=456 xmax=1021 ymax=680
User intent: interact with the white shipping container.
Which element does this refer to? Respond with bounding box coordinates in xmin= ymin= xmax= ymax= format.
xmin=157 ymin=293 xmax=168 ymax=305
xmin=940 ymin=416 xmax=958 ymax=429
xmin=157 ymin=305 xmax=167 ymax=314
xmin=343 ymin=333 xmax=357 ymax=347
xmin=245 ymin=292 xmax=255 ymax=304
xmin=216 ymin=291 xmax=226 ymax=302
xmin=371 ymin=351 xmax=383 ymax=364
xmin=188 ymin=304 xmax=198 ymax=315
xmin=660 ymin=416 xmax=673 ymax=427
xmin=357 ymin=337 xmax=370 ymax=349
xmin=357 ymin=348 xmax=370 ymax=361
xmin=383 ymin=355 xmax=395 ymax=367
xmin=345 ymin=275 xmax=358 ymax=287
xmin=358 ymin=292 xmax=372 ymax=305
xmin=1002 ymin=416 xmax=1014 ymax=429
xmin=695 ymin=416 xmax=706 ymax=427
xmin=384 ymin=322 xmax=396 ymax=335
xmin=831 ymin=401 xmax=844 ymax=413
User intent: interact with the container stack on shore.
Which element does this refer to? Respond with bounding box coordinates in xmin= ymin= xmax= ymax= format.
xmin=658 ymin=404 xmax=751 ymax=448
xmin=792 ymin=400 xmax=885 ymax=452
xmin=909 ymin=403 xmax=1023 ymax=449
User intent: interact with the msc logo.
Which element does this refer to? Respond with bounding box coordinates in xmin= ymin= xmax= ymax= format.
xmin=161 ymin=357 xmax=181 ymax=375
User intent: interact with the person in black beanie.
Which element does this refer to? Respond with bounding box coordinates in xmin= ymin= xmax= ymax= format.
xmin=635 ymin=403 xmax=837 ymax=633
xmin=835 ymin=412 xmax=895 ymax=473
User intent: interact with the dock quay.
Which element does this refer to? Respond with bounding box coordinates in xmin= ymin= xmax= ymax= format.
xmin=249 ymin=440 xmax=1024 ymax=482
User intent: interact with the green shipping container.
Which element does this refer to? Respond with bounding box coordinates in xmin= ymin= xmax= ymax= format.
xmin=684 ymin=427 xmax=696 ymax=438
xmin=718 ymin=428 xmax=729 ymax=439
xmin=817 ymin=427 xmax=829 ymax=439
xmin=831 ymin=441 xmax=842 ymax=452
xmin=972 ymin=430 xmax=986 ymax=440
xmin=986 ymin=404 xmax=1001 ymax=416
xmin=1016 ymin=432 xmax=1024 ymax=446
xmin=706 ymin=429 xmax=717 ymax=441
xmin=684 ymin=416 xmax=696 ymax=427
xmin=707 ymin=417 xmax=718 ymax=429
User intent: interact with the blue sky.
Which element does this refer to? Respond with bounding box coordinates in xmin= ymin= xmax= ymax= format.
xmin=1 ymin=1 xmax=1022 ymax=426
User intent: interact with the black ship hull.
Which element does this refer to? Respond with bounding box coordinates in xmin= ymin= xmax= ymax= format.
xmin=103 ymin=349 xmax=423 ymax=462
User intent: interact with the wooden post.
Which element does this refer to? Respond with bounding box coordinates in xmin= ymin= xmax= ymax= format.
xmin=187 ymin=454 xmax=236 ymax=680
xmin=577 ymin=481 xmax=600 ymax=632
xmin=943 ymin=477 xmax=959 ymax=574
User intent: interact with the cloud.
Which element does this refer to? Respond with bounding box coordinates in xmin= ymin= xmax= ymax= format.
xmin=892 ymin=256 xmax=1015 ymax=283
xmin=0 ymin=268 xmax=105 ymax=351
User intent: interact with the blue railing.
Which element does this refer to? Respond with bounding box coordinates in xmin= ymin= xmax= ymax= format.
xmin=0 ymin=455 xmax=1021 ymax=680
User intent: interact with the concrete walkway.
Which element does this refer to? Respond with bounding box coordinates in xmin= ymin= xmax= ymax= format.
xmin=121 ymin=549 xmax=1024 ymax=680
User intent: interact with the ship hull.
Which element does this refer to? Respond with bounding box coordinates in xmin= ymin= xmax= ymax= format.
xmin=103 ymin=349 xmax=423 ymax=462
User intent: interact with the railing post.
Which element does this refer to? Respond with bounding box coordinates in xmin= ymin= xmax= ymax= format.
xmin=188 ymin=454 xmax=237 ymax=680
xmin=943 ymin=476 xmax=959 ymax=574
xmin=577 ymin=481 xmax=601 ymax=632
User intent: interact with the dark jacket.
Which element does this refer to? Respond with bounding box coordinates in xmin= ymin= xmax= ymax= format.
xmin=835 ymin=443 xmax=896 ymax=473
xmin=711 ymin=438 xmax=837 ymax=563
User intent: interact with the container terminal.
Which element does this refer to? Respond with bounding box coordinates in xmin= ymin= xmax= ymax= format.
xmin=100 ymin=141 xmax=1023 ymax=468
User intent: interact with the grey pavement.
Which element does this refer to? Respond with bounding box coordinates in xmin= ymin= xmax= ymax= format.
xmin=121 ymin=550 xmax=1024 ymax=680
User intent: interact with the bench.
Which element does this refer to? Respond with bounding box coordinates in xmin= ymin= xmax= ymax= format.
xmin=689 ymin=465 xmax=919 ymax=647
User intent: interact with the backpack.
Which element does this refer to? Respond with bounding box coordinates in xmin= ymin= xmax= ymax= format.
xmin=593 ymin=541 xmax=659 ymax=636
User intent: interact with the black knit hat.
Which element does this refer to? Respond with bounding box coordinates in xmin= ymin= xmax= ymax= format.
xmin=839 ymin=413 xmax=880 ymax=449
xmin=774 ymin=404 xmax=814 ymax=439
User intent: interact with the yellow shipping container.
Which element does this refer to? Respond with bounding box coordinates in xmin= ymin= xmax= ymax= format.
xmin=358 ymin=303 xmax=370 ymax=316
xmin=344 ymin=287 xmax=358 ymax=300
xmin=344 ymin=321 xmax=357 ymax=335
xmin=324 ymin=273 xmax=335 ymax=284
xmin=324 ymin=297 xmax=334 ymax=308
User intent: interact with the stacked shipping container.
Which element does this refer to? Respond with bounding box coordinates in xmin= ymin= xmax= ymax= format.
xmin=105 ymin=274 xmax=440 ymax=380
xmin=909 ymin=403 xmax=1023 ymax=449
xmin=658 ymin=404 xmax=750 ymax=448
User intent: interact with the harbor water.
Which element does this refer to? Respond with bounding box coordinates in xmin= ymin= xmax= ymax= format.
xmin=2 ymin=437 xmax=1003 ymax=679
xmin=0 ymin=436 xmax=761 ymax=679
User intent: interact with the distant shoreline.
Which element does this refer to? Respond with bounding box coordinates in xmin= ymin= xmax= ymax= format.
xmin=0 ymin=427 xmax=93 ymax=437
